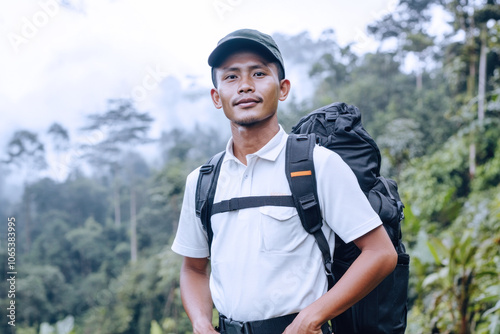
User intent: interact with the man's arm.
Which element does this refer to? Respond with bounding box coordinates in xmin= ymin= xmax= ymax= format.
xmin=180 ymin=256 xmax=218 ymax=334
xmin=283 ymin=225 xmax=398 ymax=334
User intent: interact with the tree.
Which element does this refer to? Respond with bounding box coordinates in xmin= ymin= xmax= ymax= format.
xmin=119 ymin=151 xmax=150 ymax=263
xmin=80 ymin=98 xmax=154 ymax=263
xmin=368 ymin=0 xmax=437 ymax=90
xmin=2 ymin=130 xmax=47 ymax=170
xmin=17 ymin=265 xmax=70 ymax=326
xmin=471 ymin=3 xmax=500 ymax=177
xmin=47 ymin=122 xmax=70 ymax=152
xmin=47 ymin=122 xmax=71 ymax=180
xmin=369 ymin=0 xmax=500 ymax=179
xmin=437 ymin=0 xmax=500 ymax=178
xmin=2 ymin=130 xmax=47 ymax=252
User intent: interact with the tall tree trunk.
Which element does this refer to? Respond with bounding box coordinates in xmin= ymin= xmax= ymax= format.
xmin=470 ymin=26 xmax=488 ymax=180
xmin=24 ymin=183 xmax=32 ymax=252
xmin=130 ymin=186 xmax=137 ymax=262
xmin=478 ymin=28 xmax=487 ymax=123
xmin=459 ymin=272 xmax=473 ymax=334
xmin=467 ymin=14 xmax=478 ymax=180
xmin=114 ymin=178 xmax=121 ymax=227
xmin=467 ymin=13 xmax=477 ymax=99
xmin=416 ymin=54 xmax=424 ymax=91
xmin=416 ymin=71 xmax=423 ymax=91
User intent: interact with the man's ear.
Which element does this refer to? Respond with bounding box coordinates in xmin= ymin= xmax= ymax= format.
xmin=279 ymin=79 xmax=291 ymax=102
xmin=211 ymin=88 xmax=223 ymax=109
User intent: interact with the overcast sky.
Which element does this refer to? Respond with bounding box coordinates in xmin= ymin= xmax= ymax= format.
xmin=3 ymin=0 xmax=433 ymax=187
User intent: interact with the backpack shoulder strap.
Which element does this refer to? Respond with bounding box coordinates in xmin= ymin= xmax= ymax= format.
xmin=195 ymin=151 xmax=225 ymax=255
xmin=286 ymin=133 xmax=334 ymax=288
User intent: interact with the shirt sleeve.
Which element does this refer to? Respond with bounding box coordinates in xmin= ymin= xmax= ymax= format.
xmin=314 ymin=146 xmax=382 ymax=243
xmin=171 ymin=168 xmax=210 ymax=258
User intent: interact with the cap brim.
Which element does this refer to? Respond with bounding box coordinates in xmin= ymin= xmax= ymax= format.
xmin=208 ymin=38 xmax=278 ymax=68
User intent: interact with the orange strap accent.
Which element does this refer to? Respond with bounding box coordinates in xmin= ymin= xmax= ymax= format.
xmin=290 ymin=170 xmax=312 ymax=177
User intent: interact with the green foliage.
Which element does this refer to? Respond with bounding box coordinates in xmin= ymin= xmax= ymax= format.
xmin=402 ymin=116 xmax=500 ymax=332
xmin=401 ymin=133 xmax=469 ymax=224
xmin=28 ymin=176 xmax=110 ymax=228
xmin=409 ymin=224 xmax=499 ymax=333
xmin=66 ymin=217 xmax=109 ymax=275
xmin=17 ymin=265 xmax=71 ymax=326
xmin=15 ymin=328 xmax=37 ymax=334
xmin=77 ymin=247 xmax=189 ymax=334
xmin=81 ymin=304 xmax=132 ymax=334
xmin=472 ymin=122 xmax=500 ymax=191
xmin=377 ymin=118 xmax=424 ymax=175
xmin=160 ymin=125 xmax=225 ymax=165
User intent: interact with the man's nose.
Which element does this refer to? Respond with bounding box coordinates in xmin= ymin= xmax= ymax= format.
xmin=238 ymin=75 xmax=254 ymax=93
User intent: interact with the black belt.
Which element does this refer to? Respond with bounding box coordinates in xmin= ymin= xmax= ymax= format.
xmin=218 ymin=313 xmax=331 ymax=334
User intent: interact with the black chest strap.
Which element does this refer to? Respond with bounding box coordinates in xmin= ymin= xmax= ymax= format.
xmin=211 ymin=195 xmax=295 ymax=214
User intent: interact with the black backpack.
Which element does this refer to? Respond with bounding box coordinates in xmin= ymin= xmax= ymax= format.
xmin=195 ymin=102 xmax=410 ymax=334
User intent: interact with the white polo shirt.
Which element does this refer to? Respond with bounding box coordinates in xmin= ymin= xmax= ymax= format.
xmin=172 ymin=126 xmax=381 ymax=322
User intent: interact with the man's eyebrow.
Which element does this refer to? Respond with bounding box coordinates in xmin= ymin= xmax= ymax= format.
xmin=220 ymin=66 xmax=241 ymax=72
xmin=220 ymin=63 xmax=269 ymax=72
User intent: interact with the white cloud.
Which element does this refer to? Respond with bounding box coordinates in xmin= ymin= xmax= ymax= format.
xmin=0 ymin=0 xmax=396 ymax=166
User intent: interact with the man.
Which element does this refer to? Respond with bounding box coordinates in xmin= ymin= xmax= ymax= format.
xmin=171 ymin=29 xmax=397 ymax=334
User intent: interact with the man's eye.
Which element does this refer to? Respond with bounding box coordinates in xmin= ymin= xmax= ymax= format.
xmin=254 ymin=72 xmax=265 ymax=77
xmin=225 ymin=74 xmax=237 ymax=80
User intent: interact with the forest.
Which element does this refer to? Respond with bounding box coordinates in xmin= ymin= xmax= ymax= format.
xmin=1 ymin=0 xmax=500 ymax=333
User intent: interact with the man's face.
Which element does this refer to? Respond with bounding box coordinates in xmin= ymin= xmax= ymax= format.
xmin=210 ymin=51 xmax=290 ymax=127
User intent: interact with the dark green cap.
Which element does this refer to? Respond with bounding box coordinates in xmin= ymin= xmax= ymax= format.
xmin=208 ymin=29 xmax=285 ymax=86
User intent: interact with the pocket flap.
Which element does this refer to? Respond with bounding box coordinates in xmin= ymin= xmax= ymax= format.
xmin=259 ymin=206 xmax=297 ymax=221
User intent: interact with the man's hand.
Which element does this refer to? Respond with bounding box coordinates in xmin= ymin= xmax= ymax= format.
xmin=192 ymin=321 xmax=219 ymax=334
xmin=180 ymin=257 xmax=218 ymax=334
xmin=282 ymin=311 xmax=325 ymax=334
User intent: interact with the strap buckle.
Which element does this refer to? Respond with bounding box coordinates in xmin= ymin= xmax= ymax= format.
xmin=324 ymin=261 xmax=333 ymax=276
xmin=325 ymin=111 xmax=339 ymax=121
xmin=220 ymin=315 xmax=250 ymax=334
xmin=299 ymin=194 xmax=317 ymax=210
xmin=200 ymin=164 xmax=214 ymax=174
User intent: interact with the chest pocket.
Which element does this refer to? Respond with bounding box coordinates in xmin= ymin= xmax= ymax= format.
xmin=259 ymin=206 xmax=307 ymax=253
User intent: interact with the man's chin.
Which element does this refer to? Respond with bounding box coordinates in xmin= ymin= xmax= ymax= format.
xmin=234 ymin=118 xmax=260 ymax=127
xmin=233 ymin=113 xmax=277 ymax=128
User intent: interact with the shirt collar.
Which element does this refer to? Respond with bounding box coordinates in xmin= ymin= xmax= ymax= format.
xmin=225 ymin=125 xmax=288 ymax=163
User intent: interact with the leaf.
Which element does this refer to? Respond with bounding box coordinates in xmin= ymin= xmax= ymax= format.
xmin=427 ymin=236 xmax=449 ymax=266
xmin=427 ymin=240 xmax=441 ymax=265
xmin=150 ymin=320 xmax=163 ymax=334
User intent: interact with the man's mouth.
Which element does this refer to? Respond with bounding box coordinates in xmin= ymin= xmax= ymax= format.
xmin=235 ymin=97 xmax=261 ymax=108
